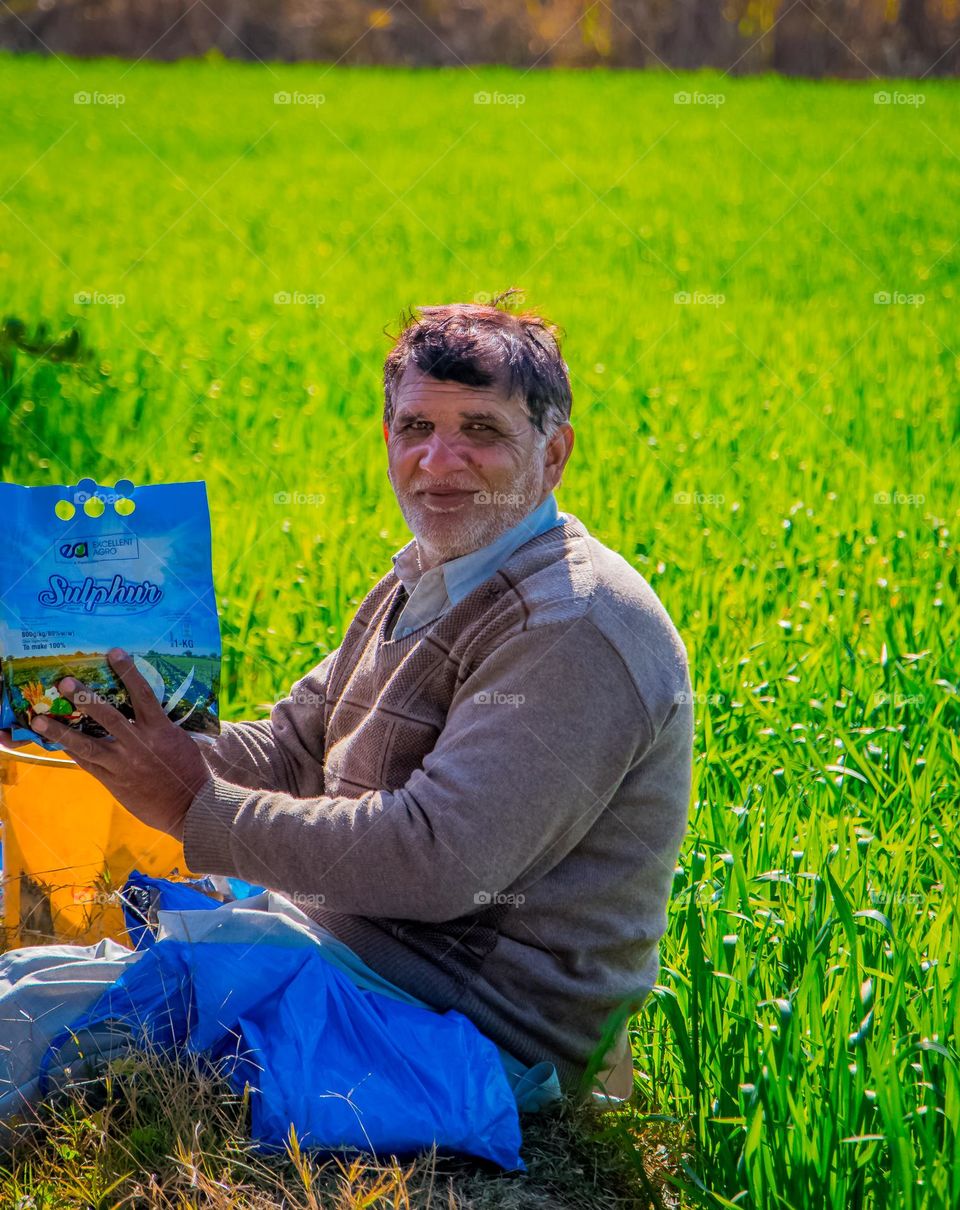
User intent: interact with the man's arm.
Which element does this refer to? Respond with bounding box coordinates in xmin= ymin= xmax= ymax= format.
xmin=196 ymin=648 xmax=338 ymax=797
xmin=181 ymin=620 xmax=660 ymax=920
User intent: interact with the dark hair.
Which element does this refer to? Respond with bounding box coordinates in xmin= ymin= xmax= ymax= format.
xmin=382 ymin=288 xmax=573 ymax=438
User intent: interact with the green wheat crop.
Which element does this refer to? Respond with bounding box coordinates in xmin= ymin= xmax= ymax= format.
xmin=1 ymin=55 xmax=958 ymax=1208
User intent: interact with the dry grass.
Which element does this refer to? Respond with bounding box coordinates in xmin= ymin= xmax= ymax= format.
xmin=0 ymin=1039 xmax=691 ymax=1209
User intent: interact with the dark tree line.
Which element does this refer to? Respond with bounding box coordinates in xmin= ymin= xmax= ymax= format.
xmin=1 ymin=0 xmax=957 ymax=76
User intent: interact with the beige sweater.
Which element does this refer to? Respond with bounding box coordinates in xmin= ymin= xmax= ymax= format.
xmin=182 ymin=513 xmax=694 ymax=1094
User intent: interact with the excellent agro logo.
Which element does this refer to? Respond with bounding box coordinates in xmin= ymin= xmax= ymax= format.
xmin=54 ymin=532 xmax=139 ymax=564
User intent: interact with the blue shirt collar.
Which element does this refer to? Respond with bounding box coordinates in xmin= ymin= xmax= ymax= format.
xmin=391 ymin=491 xmax=562 ymax=605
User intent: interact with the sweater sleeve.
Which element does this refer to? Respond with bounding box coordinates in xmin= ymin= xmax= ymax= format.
xmin=196 ymin=648 xmax=338 ymax=798
xmin=181 ymin=620 xmax=653 ymax=922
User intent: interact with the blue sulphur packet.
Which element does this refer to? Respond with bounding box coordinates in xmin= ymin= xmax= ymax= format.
xmin=0 ymin=477 xmax=221 ymax=752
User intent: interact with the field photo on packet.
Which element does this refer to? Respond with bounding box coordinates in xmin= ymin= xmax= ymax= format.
xmin=0 ymin=477 xmax=221 ymax=752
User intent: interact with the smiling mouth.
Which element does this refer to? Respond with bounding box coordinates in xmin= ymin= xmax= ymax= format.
xmin=416 ymin=489 xmax=475 ymax=510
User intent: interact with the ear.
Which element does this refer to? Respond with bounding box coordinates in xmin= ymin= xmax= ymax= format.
xmin=545 ymin=423 xmax=574 ymax=480
xmin=383 ymin=421 xmax=390 ymax=444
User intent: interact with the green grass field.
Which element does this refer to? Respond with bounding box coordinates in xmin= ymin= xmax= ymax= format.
xmin=1 ymin=54 xmax=958 ymax=1208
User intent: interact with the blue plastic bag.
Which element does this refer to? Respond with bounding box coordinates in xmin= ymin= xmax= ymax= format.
xmin=119 ymin=870 xmax=223 ymax=950
xmin=119 ymin=870 xmax=265 ymax=950
xmin=40 ymin=938 xmax=525 ymax=1170
xmin=0 ymin=476 xmax=221 ymax=751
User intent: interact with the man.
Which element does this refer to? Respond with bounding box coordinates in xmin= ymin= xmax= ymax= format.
xmin=23 ymin=294 xmax=694 ymax=1101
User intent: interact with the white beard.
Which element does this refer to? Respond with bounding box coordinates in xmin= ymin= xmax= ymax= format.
xmin=389 ymin=455 xmax=547 ymax=569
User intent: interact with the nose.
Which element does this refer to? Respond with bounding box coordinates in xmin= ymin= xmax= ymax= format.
xmin=416 ymin=431 xmax=472 ymax=476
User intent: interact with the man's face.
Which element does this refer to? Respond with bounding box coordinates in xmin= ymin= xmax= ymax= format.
xmin=384 ymin=364 xmax=572 ymax=570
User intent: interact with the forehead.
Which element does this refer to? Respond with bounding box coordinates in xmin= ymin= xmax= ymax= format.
xmin=392 ymin=364 xmax=526 ymax=424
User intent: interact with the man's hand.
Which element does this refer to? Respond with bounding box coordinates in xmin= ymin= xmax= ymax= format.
xmin=30 ymin=647 xmax=212 ymax=843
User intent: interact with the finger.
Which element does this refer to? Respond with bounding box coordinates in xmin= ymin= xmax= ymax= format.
xmin=107 ymin=648 xmax=167 ymax=725
xmin=32 ymin=715 xmax=118 ymax=768
xmin=56 ymin=677 xmax=129 ymax=739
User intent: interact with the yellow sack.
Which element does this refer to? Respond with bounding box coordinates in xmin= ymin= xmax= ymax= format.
xmin=0 ymin=741 xmax=196 ymax=949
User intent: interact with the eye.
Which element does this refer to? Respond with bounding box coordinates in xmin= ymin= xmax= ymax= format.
xmin=467 ymin=423 xmax=494 ymax=432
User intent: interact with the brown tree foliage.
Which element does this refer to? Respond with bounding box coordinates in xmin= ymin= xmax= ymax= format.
xmin=0 ymin=0 xmax=957 ymax=77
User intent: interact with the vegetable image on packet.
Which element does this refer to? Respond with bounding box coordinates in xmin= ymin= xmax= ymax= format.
xmin=0 ymin=477 xmax=221 ymax=753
